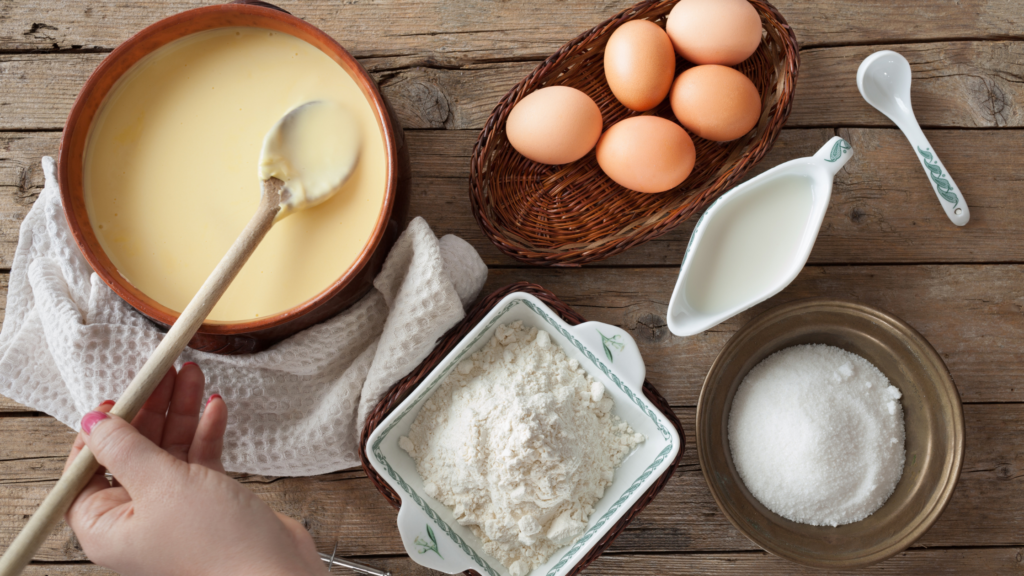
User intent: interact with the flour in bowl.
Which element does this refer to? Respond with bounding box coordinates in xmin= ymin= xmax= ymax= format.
xmin=400 ymin=322 xmax=643 ymax=576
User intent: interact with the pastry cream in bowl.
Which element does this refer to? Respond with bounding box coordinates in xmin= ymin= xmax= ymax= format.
xmin=84 ymin=27 xmax=384 ymax=323
xmin=60 ymin=3 xmax=408 ymax=353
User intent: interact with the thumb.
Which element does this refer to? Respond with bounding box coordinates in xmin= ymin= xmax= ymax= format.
xmin=80 ymin=411 xmax=182 ymax=492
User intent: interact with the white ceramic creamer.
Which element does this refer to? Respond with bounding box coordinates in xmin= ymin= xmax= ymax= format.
xmin=667 ymin=136 xmax=854 ymax=336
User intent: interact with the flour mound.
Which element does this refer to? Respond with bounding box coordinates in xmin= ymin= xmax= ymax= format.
xmin=401 ymin=322 xmax=643 ymax=575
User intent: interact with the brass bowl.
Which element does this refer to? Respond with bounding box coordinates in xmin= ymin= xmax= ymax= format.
xmin=696 ymin=298 xmax=965 ymax=569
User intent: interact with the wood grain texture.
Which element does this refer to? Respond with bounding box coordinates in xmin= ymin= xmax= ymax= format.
xmin=583 ymin=547 xmax=1024 ymax=575
xmin=2 ymin=0 xmax=1024 ymax=55
xmin=0 ymin=403 xmax=1019 ymax=561
xmin=0 ymin=399 xmax=30 ymax=414
xmin=0 ymin=54 xmax=532 ymax=131
xmin=0 ymin=132 xmax=47 ymax=265
xmin=792 ymin=42 xmax=1024 ymax=128
xmin=1 ymin=260 xmax=1022 ymax=408
xmin=1 ymin=1 xmax=1022 ymax=572
xmin=378 ymin=62 xmax=531 ymax=130
xmin=2 ymin=128 xmax=1023 ymax=270
xmin=433 ymin=127 xmax=1024 ymax=266
xmin=8 ymin=42 xmax=1024 ymax=131
xmin=16 ymin=546 xmax=1024 ymax=576
xmin=0 ymin=54 xmax=515 ymax=133
xmin=0 ymin=54 xmax=96 ymax=131
xmin=483 ymin=265 xmax=1024 ymax=406
xmin=20 ymin=566 xmax=117 ymax=576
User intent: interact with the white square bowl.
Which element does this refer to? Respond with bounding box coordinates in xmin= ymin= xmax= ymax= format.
xmin=365 ymin=292 xmax=681 ymax=576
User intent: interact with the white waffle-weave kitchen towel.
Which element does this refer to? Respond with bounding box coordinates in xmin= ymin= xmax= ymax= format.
xmin=0 ymin=157 xmax=487 ymax=476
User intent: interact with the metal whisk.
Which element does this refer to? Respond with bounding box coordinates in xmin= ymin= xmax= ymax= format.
xmin=320 ymin=542 xmax=392 ymax=576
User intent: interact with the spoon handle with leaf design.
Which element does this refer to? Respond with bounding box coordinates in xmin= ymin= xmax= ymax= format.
xmin=898 ymin=120 xmax=969 ymax=227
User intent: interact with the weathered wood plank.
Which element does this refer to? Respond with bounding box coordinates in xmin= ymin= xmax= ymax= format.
xmin=378 ymin=62 xmax=529 ymax=130
xmin=407 ymin=128 xmax=1024 ymax=268
xmin=388 ymin=41 xmax=1024 ymax=130
xmin=7 ymin=41 xmax=1024 ymax=131
xmin=585 ymin=547 xmax=1024 ymax=575
xmin=22 ymin=565 xmax=117 ymax=576
xmin=792 ymin=42 xmax=1024 ymax=128
xmin=18 ymin=558 xmax=428 ymax=575
xmin=3 ymin=128 xmax=1024 ymax=270
xmin=18 ymin=546 xmax=1024 ymax=576
xmin=0 ymin=132 xmax=47 ymax=266
xmin=0 ymin=404 xmax=1019 ymax=560
xmin=0 ymin=0 xmax=631 ymax=65
xmin=1 ymin=0 xmax=1023 ymax=56
xmin=482 ymin=264 xmax=1024 ymax=406
xmin=0 ymin=54 xmax=96 ymax=131
xmin=0 ymin=54 xmax=528 ymax=131
xmin=0 ymin=398 xmax=31 ymax=413
xmin=0 ymin=258 xmax=1021 ymax=406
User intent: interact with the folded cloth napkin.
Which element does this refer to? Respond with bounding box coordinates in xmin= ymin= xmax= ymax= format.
xmin=0 ymin=158 xmax=487 ymax=476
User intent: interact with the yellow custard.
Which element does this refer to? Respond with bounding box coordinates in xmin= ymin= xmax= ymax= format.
xmin=84 ymin=27 xmax=386 ymax=322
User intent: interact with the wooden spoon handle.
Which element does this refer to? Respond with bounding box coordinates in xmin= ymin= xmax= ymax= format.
xmin=0 ymin=179 xmax=286 ymax=576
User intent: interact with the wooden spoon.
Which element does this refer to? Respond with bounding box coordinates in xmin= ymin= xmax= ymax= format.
xmin=0 ymin=100 xmax=361 ymax=576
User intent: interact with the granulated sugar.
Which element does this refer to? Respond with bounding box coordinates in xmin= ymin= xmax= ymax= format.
xmin=401 ymin=322 xmax=642 ymax=576
xmin=727 ymin=344 xmax=905 ymax=527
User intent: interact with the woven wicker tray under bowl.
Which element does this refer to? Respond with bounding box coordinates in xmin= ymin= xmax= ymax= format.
xmin=470 ymin=0 xmax=799 ymax=266
xmin=359 ymin=282 xmax=685 ymax=576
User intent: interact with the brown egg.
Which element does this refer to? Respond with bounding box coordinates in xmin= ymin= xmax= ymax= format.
xmin=670 ymin=65 xmax=761 ymax=142
xmin=666 ymin=0 xmax=763 ymax=66
xmin=596 ymin=116 xmax=696 ymax=193
xmin=505 ymin=86 xmax=603 ymax=165
xmin=603 ymin=20 xmax=677 ymax=112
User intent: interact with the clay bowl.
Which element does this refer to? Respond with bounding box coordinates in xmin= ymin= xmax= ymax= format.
xmin=58 ymin=0 xmax=410 ymax=354
xmin=697 ymin=298 xmax=965 ymax=569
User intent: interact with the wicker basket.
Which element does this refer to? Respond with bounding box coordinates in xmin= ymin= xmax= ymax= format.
xmin=359 ymin=282 xmax=685 ymax=576
xmin=470 ymin=0 xmax=799 ymax=266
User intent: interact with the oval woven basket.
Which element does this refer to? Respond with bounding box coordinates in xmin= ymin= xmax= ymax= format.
xmin=470 ymin=0 xmax=798 ymax=266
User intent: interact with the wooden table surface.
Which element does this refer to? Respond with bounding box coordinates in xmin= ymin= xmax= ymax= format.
xmin=2 ymin=1 xmax=1023 ymax=574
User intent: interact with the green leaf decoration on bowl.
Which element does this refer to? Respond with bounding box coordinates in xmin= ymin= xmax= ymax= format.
xmin=599 ymin=330 xmax=625 ymax=362
xmin=414 ymin=524 xmax=442 ymax=558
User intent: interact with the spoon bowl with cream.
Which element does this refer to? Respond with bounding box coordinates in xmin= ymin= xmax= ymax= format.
xmin=261 ymin=100 xmax=362 ymax=220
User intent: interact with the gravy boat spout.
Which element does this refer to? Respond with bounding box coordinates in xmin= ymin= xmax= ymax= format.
xmin=667 ymin=137 xmax=853 ymax=337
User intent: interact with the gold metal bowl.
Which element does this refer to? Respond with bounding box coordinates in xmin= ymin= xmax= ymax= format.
xmin=696 ymin=298 xmax=965 ymax=569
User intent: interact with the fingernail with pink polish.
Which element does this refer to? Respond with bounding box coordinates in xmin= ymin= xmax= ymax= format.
xmin=99 ymin=400 xmax=115 ymax=407
xmin=183 ymin=362 xmax=198 ymax=369
xmin=81 ymin=411 xmax=109 ymax=435
xmin=206 ymin=394 xmax=222 ymax=407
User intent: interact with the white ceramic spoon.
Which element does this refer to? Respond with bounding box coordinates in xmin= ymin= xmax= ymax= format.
xmin=857 ymin=50 xmax=969 ymax=226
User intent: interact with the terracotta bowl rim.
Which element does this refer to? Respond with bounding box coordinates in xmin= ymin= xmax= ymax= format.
xmin=58 ymin=3 xmax=399 ymax=335
xmin=695 ymin=297 xmax=966 ymax=569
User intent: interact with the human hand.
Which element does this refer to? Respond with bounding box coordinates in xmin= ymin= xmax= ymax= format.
xmin=64 ymin=363 xmax=327 ymax=576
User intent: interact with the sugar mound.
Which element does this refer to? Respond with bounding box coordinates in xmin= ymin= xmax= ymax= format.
xmin=401 ymin=322 xmax=642 ymax=575
xmin=727 ymin=344 xmax=905 ymax=527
